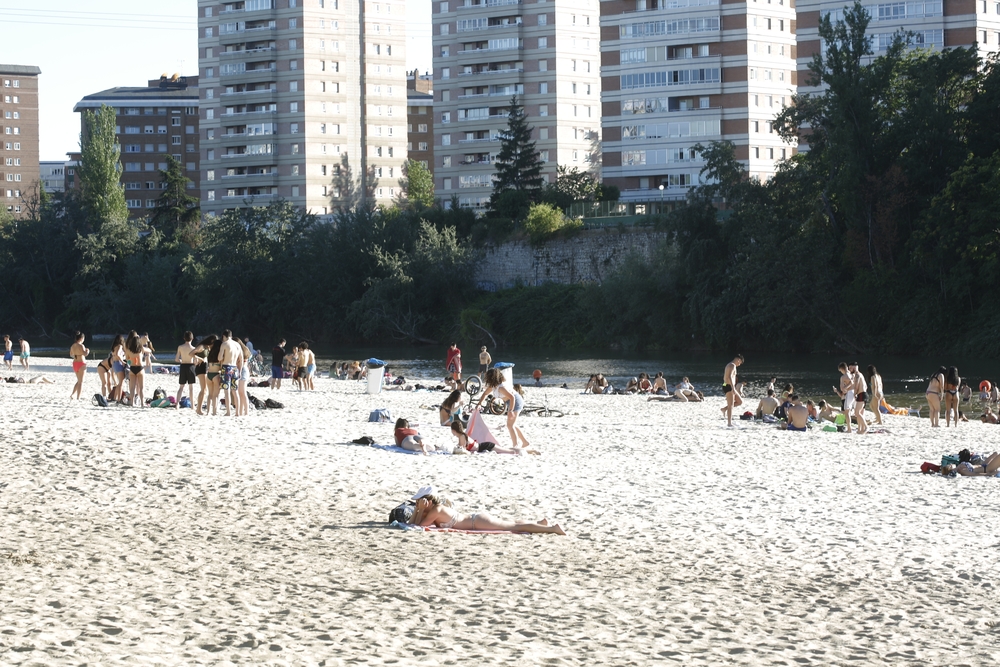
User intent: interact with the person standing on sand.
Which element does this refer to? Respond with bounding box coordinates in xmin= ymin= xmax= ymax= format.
xmin=219 ymin=330 xmax=241 ymax=417
xmin=867 ymin=365 xmax=884 ymax=426
xmin=833 ymin=362 xmax=854 ymax=434
xmin=19 ymin=337 xmax=30 ymax=371
xmin=925 ymin=366 xmax=945 ymax=428
xmin=479 ymin=346 xmax=491 ymax=376
xmin=175 ymin=331 xmax=197 ymax=409
xmin=849 ymin=362 xmax=868 ymax=435
xmin=722 ymin=354 xmax=744 ymax=427
xmin=271 ymin=339 xmax=286 ymax=390
xmin=69 ymin=331 xmax=89 ymax=400
xmin=944 ymin=366 xmax=961 ymax=428
xmin=125 ymin=331 xmax=146 ymax=407
xmin=446 ymin=343 xmax=462 ymax=382
xmin=3 ymin=335 xmax=12 ymax=371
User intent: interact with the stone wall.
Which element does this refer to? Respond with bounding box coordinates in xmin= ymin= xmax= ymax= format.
xmin=474 ymin=228 xmax=669 ymax=291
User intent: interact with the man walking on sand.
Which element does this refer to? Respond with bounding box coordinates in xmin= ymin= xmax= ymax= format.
xmin=3 ymin=335 xmax=12 ymax=371
xmin=19 ymin=337 xmax=30 ymax=371
xmin=271 ymin=339 xmax=286 ymax=390
xmin=175 ymin=331 xmax=197 ymax=409
xmin=219 ymin=330 xmax=241 ymax=417
xmin=722 ymin=354 xmax=744 ymax=426
xmin=850 ymin=361 xmax=869 ymax=435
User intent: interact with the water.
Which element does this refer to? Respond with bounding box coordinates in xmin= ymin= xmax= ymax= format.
xmin=27 ymin=344 xmax=1000 ymax=412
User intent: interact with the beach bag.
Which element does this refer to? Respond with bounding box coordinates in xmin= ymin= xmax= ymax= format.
xmin=265 ymin=398 xmax=284 ymax=409
xmin=179 ymin=396 xmax=192 ymax=409
xmin=150 ymin=397 xmax=171 ymax=408
xmin=352 ymin=436 xmax=375 ymax=445
xmin=921 ymin=462 xmax=942 ymax=474
xmin=369 ymin=408 xmax=392 ymax=423
xmin=740 ymin=411 xmax=754 ymax=421
xmin=92 ymin=393 xmax=109 ymax=408
xmin=248 ymin=394 xmax=267 ymax=410
xmin=388 ymin=500 xmax=415 ymax=524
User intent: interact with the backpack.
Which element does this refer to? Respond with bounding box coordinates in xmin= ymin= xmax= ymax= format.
xmin=179 ymin=396 xmax=192 ymax=409
xmin=352 ymin=436 xmax=375 ymax=445
xmin=248 ymin=394 xmax=267 ymax=410
xmin=152 ymin=387 xmax=166 ymax=400
xmin=388 ymin=501 xmax=415 ymax=524
xmin=265 ymin=398 xmax=284 ymax=409
xmin=92 ymin=393 xmax=109 ymax=408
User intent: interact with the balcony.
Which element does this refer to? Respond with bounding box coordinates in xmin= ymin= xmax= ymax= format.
xmin=221 ymin=169 xmax=278 ymax=180
xmin=221 ymin=64 xmax=277 ymax=77
xmin=457 ymin=68 xmax=523 ymax=76
xmin=458 ymin=136 xmax=499 ymax=144
xmin=220 ymin=108 xmax=277 ymax=117
xmin=220 ymin=46 xmax=276 ymax=58
xmin=457 ymin=92 xmax=490 ymax=99
xmin=220 ymin=88 xmax=278 ymax=99
xmin=458 ymin=0 xmax=522 ymax=8
xmin=220 ymin=0 xmax=277 ymax=14
xmin=222 ymin=193 xmax=276 ymax=200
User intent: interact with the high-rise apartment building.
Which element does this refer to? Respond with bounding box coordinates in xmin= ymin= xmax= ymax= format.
xmin=796 ymin=0 xmax=1000 ymax=98
xmin=39 ymin=161 xmax=66 ymax=194
xmin=74 ymin=75 xmax=200 ymax=219
xmin=198 ymin=0 xmax=407 ymax=218
xmin=433 ymin=0 xmax=602 ymax=212
xmin=0 ymin=65 xmax=41 ymax=218
xmin=600 ymin=0 xmax=796 ymax=208
xmin=407 ymin=74 xmax=434 ymax=173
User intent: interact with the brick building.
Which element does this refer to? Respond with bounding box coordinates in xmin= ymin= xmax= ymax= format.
xmin=0 ymin=64 xmax=41 ymax=218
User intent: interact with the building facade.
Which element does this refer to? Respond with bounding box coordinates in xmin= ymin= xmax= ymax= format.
xmin=433 ymin=0 xmax=602 ymax=212
xmin=407 ymin=74 xmax=434 ymax=174
xmin=600 ymin=0 xmax=796 ymax=208
xmin=74 ymin=76 xmax=200 ymax=219
xmin=0 ymin=65 xmax=41 ymax=218
xmin=197 ymin=0 xmax=408 ymax=218
xmin=796 ymin=0 xmax=1000 ymax=98
xmin=39 ymin=161 xmax=66 ymax=194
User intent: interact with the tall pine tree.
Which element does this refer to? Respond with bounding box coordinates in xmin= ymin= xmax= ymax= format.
xmin=488 ymin=96 xmax=543 ymax=218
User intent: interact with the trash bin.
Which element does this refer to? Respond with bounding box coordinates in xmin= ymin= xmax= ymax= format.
xmin=493 ymin=362 xmax=514 ymax=386
xmin=366 ymin=358 xmax=386 ymax=395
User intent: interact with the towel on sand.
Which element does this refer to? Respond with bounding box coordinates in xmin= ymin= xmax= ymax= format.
xmin=467 ymin=409 xmax=502 ymax=447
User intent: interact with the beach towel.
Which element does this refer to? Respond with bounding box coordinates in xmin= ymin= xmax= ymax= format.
xmin=388 ymin=521 xmax=521 ymax=534
xmin=370 ymin=444 xmax=450 ymax=455
xmin=467 ymin=409 xmax=501 ymax=447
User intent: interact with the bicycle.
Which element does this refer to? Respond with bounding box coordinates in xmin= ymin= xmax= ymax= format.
xmin=464 ymin=374 xmax=508 ymax=415
xmin=248 ymin=354 xmax=267 ymax=377
xmin=520 ymin=393 xmax=565 ymax=418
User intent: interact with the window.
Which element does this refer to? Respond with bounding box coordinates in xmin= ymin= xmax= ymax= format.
xmin=540 ymin=128 xmax=549 ymax=139
xmin=538 ymin=37 xmax=548 ymax=48
xmin=540 ymin=82 xmax=548 ymax=93
xmin=171 ymin=136 xmax=182 ymax=145
xmin=418 ymin=123 xmax=428 ymax=133
xmin=442 ymin=134 xmax=451 ymax=146
xmin=538 ymin=14 xmax=547 ymax=26
xmin=206 ymin=170 xmax=215 ymax=181
xmin=539 ymin=105 xmax=548 ymax=116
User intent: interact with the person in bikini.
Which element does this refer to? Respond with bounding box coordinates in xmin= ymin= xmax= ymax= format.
xmin=394 ymin=418 xmax=434 ymax=454
xmin=69 ymin=331 xmax=89 ymax=400
xmin=722 ymin=354 xmax=744 ymax=427
xmin=849 ymin=362 xmax=868 ymax=435
xmin=867 ymin=365 xmax=885 ymax=425
xmin=944 ymin=366 xmax=961 ymax=428
xmin=833 ymin=362 xmax=855 ymax=434
xmin=96 ymin=350 xmax=115 ymax=398
xmin=449 ymin=419 xmax=539 ymax=455
xmin=408 ymin=486 xmax=564 ymax=534
xmin=439 ymin=390 xmax=466 ymax=426
xmin=925 ymin=366 xmax=945 ymax=428
xmin=175 ymin=331 xmax=197 ymax=409
xmin=652 ymin=372 xmax=668 ymax=395
xmin=784 ymin=395 xmax=809 ymax=431
xmin=192 ymin=334 xmax=217 ymax=415
xmin=3 ymin=334 xmax=12 ymax=371
xmin=476 ymin=368 xmax=532 ymax=450
xmin=219 ymin=330 xmax=241 ymax=417
xmin=673 ymin=377 xmax=701 ymax=402
xmin=124 ymin=331 xmax=146 ymax=407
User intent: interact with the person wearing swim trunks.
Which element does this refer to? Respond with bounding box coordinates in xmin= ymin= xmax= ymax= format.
xmin=271 ymin=339 xmax=286 ymax=390
xmin=832 ymin=362 xmax=854 ymax=434
xmin=446 ymin=342 xmax=462 ymax=382
xmin=476 ymin=368 xmax=532 ymax=450
xmin=299 ymin=341 xmax=316 ymax=391
xmin=408 ymin=486 xmax=565 ymax=534
xmin=722 ymin=354 xmax=744 ymax=427
xmin=925 ymin=366 xmax=945 ymax=428
xmin=3 ymin=335 xmax=12 ymax=371
xmin=219 ymin=329 xmax=241 ymax=417
xmin=19 ymin=337 xmax=30 ymax=371
xmin=175 ymin=331 xmax=197 ymax=410
xmin=849 ymin=362 xmax=868 ymax=435
xmin=69 ymin=331 xmax=90 ymax=400
xmin=236 ymin=337 xmax=252 ymax=416
xmin=478 ymin=346 xmax=491 ymax=376
xmin=784 ymin=395 xmax=809 ymax=431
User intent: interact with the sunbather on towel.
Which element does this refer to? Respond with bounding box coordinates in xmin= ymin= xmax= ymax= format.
xmin=394 ymin=418 xmax=433 ymax=454
xmin=408 ymin=486 xmax=565 ymax=534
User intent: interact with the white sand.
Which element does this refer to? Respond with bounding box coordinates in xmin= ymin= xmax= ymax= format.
xmin=2 ymin=358 xmax=1000 ymax=665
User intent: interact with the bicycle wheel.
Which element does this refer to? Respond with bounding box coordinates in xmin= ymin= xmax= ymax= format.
xmin=537 ymin=409 xmax=564 ymax=418
xmin=488 ymin=397 xmax=507 ymax=415
xmin=464 ymin=375 xmax=483 ymax=397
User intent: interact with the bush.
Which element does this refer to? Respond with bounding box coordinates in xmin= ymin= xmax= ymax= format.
xmin=522 ymin=203 xmax=582 ymax=243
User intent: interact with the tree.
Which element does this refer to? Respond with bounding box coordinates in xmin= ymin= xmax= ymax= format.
xmin=489 ymin=96 xmax=543 ymax=216
xmin=330 ymin=153 xmax=359 ymax=213
xmin=150 ymin=155 xmax=201 ymax=246
xmin=540 ymin=165 xmax=599 ymax=210
xmin=396 ymin=159 xmax=435 ymax=210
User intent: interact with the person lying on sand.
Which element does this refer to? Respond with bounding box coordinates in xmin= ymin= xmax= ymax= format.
xmin=981 ymin=407 xmax=999 ymax=424
xmin=941 ymin=452 xmax=1000 ymax=476
xmin=451 ymin=420 xmax=539 ymax=455
xmin=28 ymin=376 xmax=55 ymax=384
xmin=408 ymin=486 xmax=564 ymax=534
xmin=394 ymin=418 xmax=434 ymax=454
xmin=673 ymin=377 xmax=702 ymax=402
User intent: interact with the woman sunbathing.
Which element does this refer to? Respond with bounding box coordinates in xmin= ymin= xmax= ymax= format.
xmin=408 ymin=486 xmax=565 ymax=534
xmin=394 ymin=418 xmax=434 ymax=454
xmin=941 ymin=452 xmax=1000 ymax=476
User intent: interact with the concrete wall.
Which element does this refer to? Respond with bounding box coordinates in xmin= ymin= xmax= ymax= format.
xmin=475 ymin=228 xmax=669 ymax=290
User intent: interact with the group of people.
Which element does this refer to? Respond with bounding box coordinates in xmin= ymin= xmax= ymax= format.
xmin=3 ymin=335 xmax=31 ymax=372
xmin=580 ymin=372 xmax=704 ymax=401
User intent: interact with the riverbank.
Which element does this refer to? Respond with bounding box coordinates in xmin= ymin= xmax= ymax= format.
xmin=2 ymin=359 xmax=998 ymax=665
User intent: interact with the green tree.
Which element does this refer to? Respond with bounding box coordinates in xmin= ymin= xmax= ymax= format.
xmin=489 ymin=96 xmax=543 ymax=216
xmin=540 ymin=165 xmax=599 ymax=211
xmin=522 ymin=202 xmax=581 ymax=243
xmin=150 ymin=155 xmax=201 ymax=246
xmin=396 ymin=159 xmax=435 ymax=210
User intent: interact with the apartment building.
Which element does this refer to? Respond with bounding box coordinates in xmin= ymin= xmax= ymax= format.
xmin=74 ymin=75 xmax=200 ymax=219
xmin=407 ymin=74 xmax=434 ymax=173
xmin=600 ymin=0 xmax=796 ymax=208
xmin=797 ymin=0 xmax=1000 ymax=97
xmin=433 ymin=0 xmax=602 ymax=212
xmin=39 ymin=161 xmax=66 ymax=194
xmin=198 ymin=0 xmax=407 ymax=218
xmin=0 ymin=65 xmax=41 ymax=218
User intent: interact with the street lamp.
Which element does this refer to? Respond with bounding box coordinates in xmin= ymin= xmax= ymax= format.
xmin=659 ymin=183 xmax=665 ymax=211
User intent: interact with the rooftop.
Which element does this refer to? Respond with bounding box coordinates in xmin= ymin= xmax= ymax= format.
xmin=0 ymin=64 xmax=42 ymax=76
xmin=74 ymin=77 xmax=199 ymax=111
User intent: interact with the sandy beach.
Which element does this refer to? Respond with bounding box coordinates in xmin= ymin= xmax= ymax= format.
xmin=2 ymin=358 xmax=999 ymax=665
